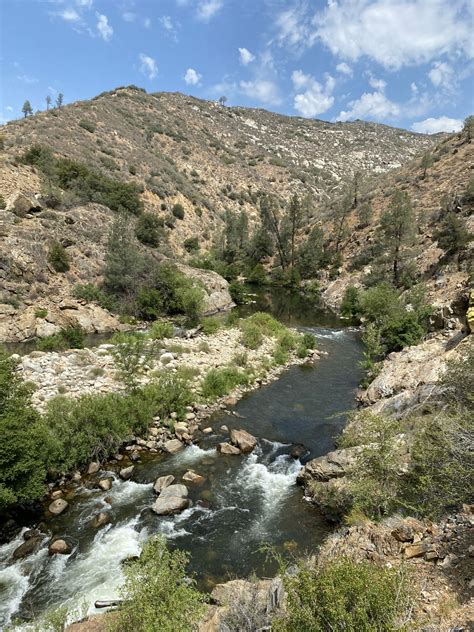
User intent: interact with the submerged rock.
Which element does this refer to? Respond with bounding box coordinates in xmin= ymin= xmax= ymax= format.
xmin=290 ymin=444 xmax=309 ymax=460
xmin=12 ymin=535 xmax=44 ymax=560
xmin=91 ymin=512 xmax=111 ymax=529
xmin=230 ymin=429 xmax=257 ymax=453
xmin=49 ymin=539 xmax=72 ymax=555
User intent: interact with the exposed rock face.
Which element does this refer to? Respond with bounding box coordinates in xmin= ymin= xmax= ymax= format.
xmin=48 ymin=539 xmax=72 ymax=555
xmin=5 ymin=191 xmax=42 ymax=217
xmin=153 ymin=474 xmax=175 ymax=494
xmin=48 ymin=498 xmax=68 ymax=515
xmin=297 ymin=447 xmax=360 ymax=485
xmin=229 ymin=429 xmax=257 ymax=453
xmin=217 ymin=442 xmax=241 ymax=455
xmin=176 ymin=264 xmax=234 ymax=315
xmin=151 ymin=484 xmax=189 ymax=515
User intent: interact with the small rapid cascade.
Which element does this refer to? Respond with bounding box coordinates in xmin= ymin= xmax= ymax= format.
xmin=1 ymin=288 xmax=364 ymax=627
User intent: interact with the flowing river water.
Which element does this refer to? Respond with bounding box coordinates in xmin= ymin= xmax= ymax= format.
xmin=0 ymin=288 xmax=363 ymax=628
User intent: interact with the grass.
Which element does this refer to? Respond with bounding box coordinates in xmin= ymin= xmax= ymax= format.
xmin=201 ymin=366 xmax=251 ymax=401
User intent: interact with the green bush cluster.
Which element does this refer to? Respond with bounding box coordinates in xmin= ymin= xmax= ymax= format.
xmin=183 ymin=237 xmax=199 ymax=253
xmin=201 ymin=316 xmax=222 ymax=336
xmin=135 ymin=212 xmax=165 ymax=247
xmin=73 ymin=283 xmax=117 ymax=312
xmin=22 ymin=145 xmax=143 ymax=214
xmin=149 ymin=320 xmax=174 ymax=340
xmin=36 ymin=325 xmax=85 ymax=351
xmin=48 ymin=241 xmax=70 ymax=273
xmin=172 ymin=203 xmax=185 ymax=220
xmin=201 ymin=366 xmax=250 ymax=401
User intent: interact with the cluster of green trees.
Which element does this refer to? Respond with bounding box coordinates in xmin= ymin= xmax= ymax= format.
xmin=21 ymin=94 xmax=63 ymax=118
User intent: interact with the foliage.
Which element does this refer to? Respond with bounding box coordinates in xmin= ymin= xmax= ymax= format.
xmin=0 ymin=348 xmax=47 ymax=510
xmin=228 ymin=280 xmax=247 ymax=304
xmin=149 ymin=320 xmax=174 ymax=340
xmin=141 ymin=369 xmax=194 ymax=420
xmin=104 ymin=214 xmax=145 ymax=299
xmin=172 ymin=203 xmax=185 ymax=219
xmin=110 ymin=536 xmax=207 ymax=632
xmin=135 ymin=212 xmax=165 ymax=247
xmin=48 ymin=241 xmax=70 ymax=273
xmin=183 ymin=237 xmax=199 ymax=253
xmin=379 ymin=190 xmax=415 ymax=286
xmin=273 ymin=557 xmax=412 ymax=632
xmin=36 ymin=326 xmax=85 ymax=351
xmin=247 ymin=263 xmax=268 ymax=285
xmin=78 ymin=119 xmax=96 ymax=133
xmin=240 ymin=321 xmax=264 ymax=349
xmin=340 ymin=286 xmax=361 ymax=319
xmin=434 ymin=212 xmax=471 ymax=266
xmin=34 ymin=308 xmax=48 ymax=319
xmin=201 ymin=316 xmax=222 ymax=335
xmin=73 ymin=283 xmax=117 ymax=312
xmin=0 ymin=194 xmax=6 ymax=210
xmin=36 ymin=334 xmax=66 ymax=352
xmin=110 ymin=333 xmax=156 ymax=391
xmin=22 ymin=100 xmax=33 ymax=117
xmin=201 ymin=366 xmax=250 ymax=401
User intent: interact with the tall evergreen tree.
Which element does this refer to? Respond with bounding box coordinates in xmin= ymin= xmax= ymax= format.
xmin=380 ymin=190 xmax=415 ymax=285
xmin=56 ymin=93 xmax=64 ymax=109
xmin=21 ymin=100 xmax=33 ymax=118
xmin=46 ymin=95 xmax=52 ymax=110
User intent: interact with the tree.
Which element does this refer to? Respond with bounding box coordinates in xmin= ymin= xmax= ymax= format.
xmin=218 ymin=96 xmax=227 ymax=106
xmin=379 ymin=190 xmax=415 ymax=285
xmin=21 ymin=100 xmax=33 ymax=118
xmin=104 ymin=214 xmax=144 ymax=298
xmin=259 ymin=194 xmax=288 ymax=269
xmin=435 ymin=212 xmax=472 ymax=269
xmin=463 ymin=115 xmax=474 ymax=142
xmin=420 ymin=152 xmax=434 ymax=178
xmin=286 ymin=194 xmax=303 ymax=270
xmin=297 ymin=226 xmax=325 ymax=278
xmin=357 ymin=200 xmax=373 ymax=228
xmin=352 ymin=171 xmax=363 ymax=207
xmin=135 ymin=212 xmax=165 ymax=247
xmin=332 ymin=191 xmax=352 ymax=253
xmin=56 ymin=92 xmax=64 ymax=109
xmin=46 ymin=95 xmax=52 ymax=110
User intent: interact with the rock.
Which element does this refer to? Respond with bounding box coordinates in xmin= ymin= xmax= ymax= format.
xmin=217 ymin=442 xmax=241 ymax=455
xmin=23 ymin=529 xmax=41 ymax=541
xmin=151 ymin=484 xmax=189 ymax=515
xmin=290 ymin=444 xmax=309 ymax=460
xmin=48 ymin=539 xmax=71 ymax=555
xmin=404 ymin=542 xmax=436 ymax=559
xmin=87 ymin=462 xmax=100 ymax=475
xmin=129 ymin=451 xmax=141 ymax=462
xmin=185 ymin=412 xmax=196 ymax=421
xmin=183 ymin=470 xmax=205 ymax=484
xmin=174 ymin=422 xmax=189 ymax=439
xmin=202 ymin=427 xmax=213 ymax=434
xmin=5 ymin=191 xmax=43 ymax=217
xmin=230 ymin=429 xmax=257 ymax=453
xmin=297 ymin=447 xmax=360 ymax=485
xmin=164 ymin=439 xmax=184 ymax=454
xmin=48 ymin=499 xmax=68 ymax=515
xmin=119 ymin=465 xmax=134 ymax=481
xmin=12 ymin=535 xmax=44 ymax=560
xmin=91 ymin=512 xmax=111 ymax=528
xmin=391 ymin=524 xmax=415 ymax=543
xmin=220 ymin=425 xmax=229 ymax=432
xmin=160 ymin=352 xmax=174 ymax=365
xmin=50 ymin=490 xmax=63 ymax=500
xmin=223 ymin=396 xmax=238 ymax=407
xmin=153 ymin=474 xmax=175 ymax=494
xmin=98 ymin=478 xmax=113 ymax=492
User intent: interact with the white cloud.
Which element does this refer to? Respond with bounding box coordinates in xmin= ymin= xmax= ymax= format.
xmin=239 ymin=47 xmax=255 ymax=66
xmin=139 ymin=53 xmax=158 ymax=80
xmin=97 ymin=13 xmax=113 ymax=41
xmin=411 ymin=82 xmax=419 ymax=94
xmin=6 ymin=105 xmax=14 ymax=112
xmin=428 ymin=61 xmax=456 ymax=92
xmin=122 ymin=12 xmax=136 ymax=23
xmin=76 ymin=0 xmax=93 ymax=7
xmin=412 ymin=116 xmax=463 ymax=134
xmin=338 ymin=90 xmax=400 ymax=121
xmin=160 ymin=16 xmax=174 ymax=31
xmin=58 ymin=8 xmax=80 ymax=22
xmin=144 ymin=17 xmax=151 ymax=28
xmin=368 ymin=76 xmax=386 ymax=91
xmin=17 ymin=74 xmax=39 ymax=84
xmin=196 ymin=0 xmax=223 ymax=22
xmin=240 ymin=79 xmax=281 ymax=105
xmin=291 ymin=70 xmax=335 ymax=117
xmin=184 ymin=68 xmax=202 ymax=85
xmin=336 ymin=62 xmax=352 ymax=76
xmin=277 ymin=0 xmax=473 ymax=71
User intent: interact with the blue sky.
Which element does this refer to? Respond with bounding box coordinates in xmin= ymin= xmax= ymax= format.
xmin=1 ymin=0 xmax=473 ymax=132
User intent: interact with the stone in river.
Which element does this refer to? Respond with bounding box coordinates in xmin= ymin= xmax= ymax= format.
xmin=91 ymin=512 xmax=111 ymax=529
xmin=151 ymin=484 xmax=189 ymax=515
xmin=217 ymin=442 xmax=241 ymax=455
xmin=164 ymin=439 xmax=184 ymax=454
xmin=183 ymin=470 xmax=205 ymax=484
xmin=119 ymin=465 xmax=134 ymax=480
xmin=87 ymin=462 xmax=100 ymax=475
xmin=229 ymin=429 xmax=257 ymax=453
xmin=49 ymin=539 xmax=72 ymax=555
xmin=290 ymin=444 xmax=309 ymax=460
xmin=49 ymin=498 xmax=68 ymax=515
xmin=153 ymin=474 xmax=175 ymax=494
xmin=98 ymin=478 xmax=113 ymax=492
xmin=12 ymin=536 xmax=44 ymax=560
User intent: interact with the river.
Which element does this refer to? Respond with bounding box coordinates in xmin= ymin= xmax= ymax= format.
xmin=0 ymin=287 xmax=363 ymax=628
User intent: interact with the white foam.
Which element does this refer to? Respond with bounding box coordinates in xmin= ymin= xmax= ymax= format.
xmin=170 ymin=445 xmax=217 ymax=466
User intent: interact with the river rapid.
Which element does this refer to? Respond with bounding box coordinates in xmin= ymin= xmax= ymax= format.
xmin=0 ymin=288 xmax=363 ymax=628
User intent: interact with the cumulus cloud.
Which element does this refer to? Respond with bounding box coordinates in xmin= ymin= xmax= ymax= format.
xmin=122 ymin=12 xmax=136 ymax=22
xmin=276 ymin=0 xmax=473 ymax=70
xmin=338 ymin=90 xmax=400 ymax=121
xmin=239 ymin=47 xmax=255 ymax=66
xmin=97 ymin=13 xmax=113 ymax=41
xmin=184 ymin=68 xmax=202 ymax=85
xmin=412 ymin=116 xmax=463 ymax=134
xmin=428 ymin=61 xmax=456 ymax=93
xmin=58 ymin=8 xmax=81 ymax=22
xmin=336 ymin=62 xmax=352 ymax=76
xmin=139 ymin=53 xmax=158 ymax=80
xmin=292 ymin=70 xmax=335 ymax=117
xmin=240 ymin=79 xmax=281 ymax=105
xmin=368 ymin=75 xmax=386 ymax=91
xmin=196 ymin=0 xmax=223 ymax=22
xmin=76 ymin=0 xmax=93 ymax=7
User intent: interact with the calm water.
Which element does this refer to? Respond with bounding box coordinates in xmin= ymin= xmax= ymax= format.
xmin=0 ymin=288 xmax=363 ymax=627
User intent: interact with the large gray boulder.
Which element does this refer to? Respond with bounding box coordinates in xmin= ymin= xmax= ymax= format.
xmin=5 ymin=191 xmax=43 ymax=217
xmin=153 ymin=474 xmax=175 ymax=494
xmin=297 ymin=447 xmax=360 ymax=485
xmin=151 ymin=484 xmax=189 ymax=515
xmin=48 ymin=498 xmax=69 ymax=515
xmin=230 ymin=429 xmax=257 ymax=454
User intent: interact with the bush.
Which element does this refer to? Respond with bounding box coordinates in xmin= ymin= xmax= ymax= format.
xmin=228 ymin=281 xmax=247 ymax=305
xmin=172 ymin=203 xmax=185 ymax=220
xmin=135 ymin=212 xmax=165 ymax=247
xmin=111 ymin=536 xmax=207 ymax=632
xmin=183 ymin=237 xmax=199 ymax=253
xmin=201 ymin=366 xmax=250 ymax=401
xmin=48 ymin=241 xmax=70 ymax=273
xmin=201 ymin=317 xmax=221 ymax=335
xmin=273 ymin=557 xmax=412 ymax=632
xmin=61 ymin=324 xmax=85 ymax=349
xmin=36 ymin=334 xmax=66 ymax=352
xmin=240 ymin=322 xmax=263 ymax=349
xmin=149 ymin=320 xmax=174 ymax=340
xmin=0 ymin=194 xmax=5 ymax=210
xmin=142 ymin=369 xmax=193 ymax=420
xmin=78 ymin=119 xmax=96 ymax=133
xmin=73 ymin=283 xmax=117 ymax=312
xmin=340 ymin=286 xmax=361 ymax=319
xmin=110 ymin=333 xmax=156 ymax=391
xmin=34 ymin=308 xmax=48 ymax=319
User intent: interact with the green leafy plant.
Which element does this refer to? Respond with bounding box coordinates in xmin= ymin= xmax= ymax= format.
xmin=48 ymin=241 xmax=70 ymax=273
xmin=201 ymin=366 xmax=250 ymax=401
xmin=110 ymin=333 xmax=156 ymax=391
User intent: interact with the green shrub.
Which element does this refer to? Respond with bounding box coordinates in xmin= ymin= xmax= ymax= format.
xmin=48 ymin=241 xmax=70 ymax=273
xmin=340 ymin=286 xmax=361 ymax=319
xmin=240 ymin=322 xmax=263 ymax=349
xmin=201 ymin=366 xmax=250 ymax=401
xmin=183 ymin=237 xmax=199 ymax=253
xmin=135 ymin=212 xmax=165 ymax=247
xmin=228 ymin=281 xmax=247 ymax=305
xmin=34 ymin=308 xmax=48 ymax=319
xmin=73 ymin=283 xmax=117 ymax=312
xmin=36 ymin=334 xmax=66 ymax=352
xmin=149 ymin=320 xmax=174 ymax=340
xmin=110 ymin=333 xmax=156 ymax=391
xmin=141 ymin=369 xmax=193 ymax=420
xmin=61 ymin=324 xmax=85 ymax=349
xmin=273 ymin=557 xmax=412 ymax=632
xmin=272 ymin=346 xmax=289 ymax=365
xmin=172 ymin=203 xmax=185 ymax=220
xmin=0 ymin=194 xmax=5 ymax=210
xmin=78 ymin=119 xmax=96 ymax=133
xmin=111 ymin=536 xmax=207 ymax=632
xmin=201 ymin=317 xmax=221 ymax=335
xmin=231 ymin=351 xmax=248 ymax=367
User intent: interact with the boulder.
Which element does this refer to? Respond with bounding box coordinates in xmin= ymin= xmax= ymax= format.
xmin=98 ymin=478 xmax=113 ymax=492
xmin=202 ymin=427 xmax=213 ymax=434
xmin=151 ymin=484 xmax=189 ymax=516
xmin=217 ymin=442 xmax=241 ymax=455
xmin=153 ymin=474 xmax=175 ymax=494
xmin=404 ymin=542 xmax=436 ymax=559
xmin=119 ymin=465 xmax=134 ymax=481
xmin=5 ymin=191 xmax=43 ymax=217
xmin=290 ymin=444 xmax=309 ymax=460
xmin=48 ymin=539 xmax=72 ymax=555
xmin=87 ymin=462 xmax=100 ymax=475
xmin=48 ymin=498 xmax=68 ymax=515
xmin=297 ymin=447 xmax=360 ymax=485
xmin=164 ymin=439 xmax=184 ymax=454
xmin=12 ymin=536 xmax=44 ymax=560
xmin=23 ymin=528 xmax=41 ymax=541
xmin=50 ymin=490 xmax=63 ymax=500
xmin=91 ymin=512 xmax=111 ymax=529
xmin=174 ymin=422 xmax=189 ymax=439
xmin=230 ymin=429 xmax=257 ymax=453
xmin=182 ymin=470 xmax=205 ymax=484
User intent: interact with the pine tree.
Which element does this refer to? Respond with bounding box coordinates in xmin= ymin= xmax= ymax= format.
xmin=420 ymin=153 xmax=434 ymax=178
xmin=56 ymin=93 xmax=64 ymax=109
xmin=46 ymin=95 xmax=52 ymax=110
xmin=379 ymin=190 xmax=415 ymax=286
xmin=435 ymin=212 xmax=472 ymax=269
xmin=21 ymin=100 xmax=33 ymax=118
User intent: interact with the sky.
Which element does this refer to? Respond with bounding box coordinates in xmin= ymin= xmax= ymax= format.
xmin=1 ymin=0 xmax=473 ymax=133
